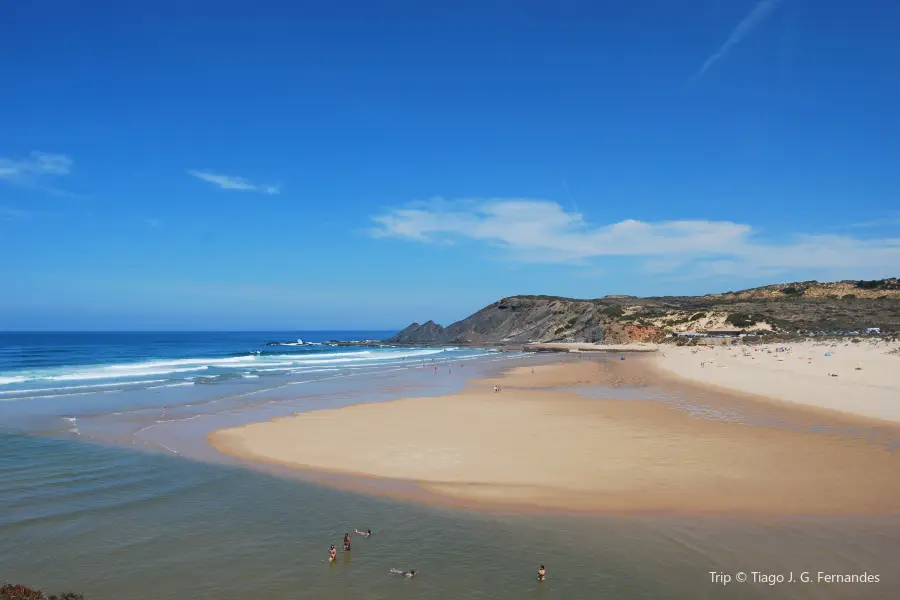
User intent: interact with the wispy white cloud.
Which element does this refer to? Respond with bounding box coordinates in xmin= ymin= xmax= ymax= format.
xmin=371 ymin=198 xmax=900 ymax=280
xmin=690 ymin=0 xmax=783 ymax=84
xmin=845 ymin=215 xmax=900 ymax=229
xmin=0 ymin=151 xmax=73 ymax=183
xmin=187 ymin=170 xmax=280 ymax=195
xmin=1 ymin=207 xmax=30 ymax=220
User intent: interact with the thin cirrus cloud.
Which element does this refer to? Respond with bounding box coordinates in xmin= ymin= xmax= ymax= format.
xmin=688 ymin=0 xmax=784 ymax=85
xmin=1 ymin=207 xmax=30 ymax=220
xmin=0 ymin=151 xmax=73 ymax=181
xmin=187 ymin=169 xmax=280 ymax=195
xmin=370 ymin=198 xmax=900 ymax=280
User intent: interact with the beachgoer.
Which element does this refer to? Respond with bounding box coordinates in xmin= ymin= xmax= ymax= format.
xmin=391 ymin=568 xmax=417 ymax=578
xmin=493 ymin=385 xmax=499 ymax=393
xmin=343 ymin=533 xmax=352 ymax=551
xmin=537 ymin=565 xmax=546 ymax=581
xmin=329 ymin=545 xmax=337 ymax=562
xmin=162 ymin=406 xmax=167 ymax=417
xmin=355 ymin=528 xmax=372 ymax=537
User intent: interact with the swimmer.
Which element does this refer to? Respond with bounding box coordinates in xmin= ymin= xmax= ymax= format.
xmin=354 ymin=528 xmax=372 ymax=537
xmin=391 ymin=568 xmax=417 ymax=578
xmin=329 ymin=545 xmax=337 ymax=562
xmin=343 ymin=533 xmax=352 ymax=551
xmin=537 ymin=565 xmax=546 ymax=581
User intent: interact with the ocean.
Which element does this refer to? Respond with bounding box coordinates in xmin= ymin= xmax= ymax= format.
xmin=0 ymin=331 xmax=504 ymax=447
xmin=1 ymin=332 xmax=898 ymax=599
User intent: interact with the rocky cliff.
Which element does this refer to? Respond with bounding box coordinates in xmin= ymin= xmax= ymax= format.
xmin=387 ymin=278 xmax=900 ymax=345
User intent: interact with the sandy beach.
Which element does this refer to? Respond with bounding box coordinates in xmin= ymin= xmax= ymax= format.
xmin=654 ymin=339 xmax=900 ymax=422
xmin=210 ymin=356 xmax=900 ymax=515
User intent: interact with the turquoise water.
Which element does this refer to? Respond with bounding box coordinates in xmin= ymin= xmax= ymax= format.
xmin=2 ymin=333 xmax=899 ymax=599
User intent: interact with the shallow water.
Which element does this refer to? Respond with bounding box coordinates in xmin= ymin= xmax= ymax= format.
xmin=3 ymin=433 xmax=898 ymax=600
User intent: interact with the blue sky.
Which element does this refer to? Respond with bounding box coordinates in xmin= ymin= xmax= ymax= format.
xmin=2 ymin=0 xmax=898 ymax=330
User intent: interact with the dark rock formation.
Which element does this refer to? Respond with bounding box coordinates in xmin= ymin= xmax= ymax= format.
xmin=388 ymin=320 xmax=447 ymax=343
xmin=387 ymin=297 xmax=608 ymax=344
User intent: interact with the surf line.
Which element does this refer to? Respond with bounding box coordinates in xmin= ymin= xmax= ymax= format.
xmin=158 ymin=443 xmax=180 ymax=455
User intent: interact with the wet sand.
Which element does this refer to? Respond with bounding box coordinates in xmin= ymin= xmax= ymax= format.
xmin=209 ymin=357 xmax=900 ymax=515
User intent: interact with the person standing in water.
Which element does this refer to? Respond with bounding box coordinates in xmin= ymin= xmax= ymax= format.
xmin=537 ymin=565 xmax=546 ymax=581
xmin=343 ymin=532 xmax=352 ymax=551
xmin=329 ymin=545 xmax=337 ymax=562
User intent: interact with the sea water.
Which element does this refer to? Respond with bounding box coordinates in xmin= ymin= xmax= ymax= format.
xmin=0 ymin=331 xmax=504 ymax=446
xmin=2 ymin=333 xmax=899 ymax=599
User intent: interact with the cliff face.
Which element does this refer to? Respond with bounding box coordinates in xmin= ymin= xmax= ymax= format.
xmin=386 ymin=278 xmax=900 ymax=345
xmin=388 ymin=296 xmax=607 ymax=344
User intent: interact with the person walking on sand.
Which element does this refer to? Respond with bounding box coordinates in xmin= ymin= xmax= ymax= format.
xmin=329 ymin=545 xmax=337 ymax=562
xmin=537 ymin=565 xmax=546 ymax=581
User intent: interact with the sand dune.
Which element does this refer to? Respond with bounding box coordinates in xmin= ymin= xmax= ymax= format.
xmin=210 ymin=358 xmax=900 ymax=515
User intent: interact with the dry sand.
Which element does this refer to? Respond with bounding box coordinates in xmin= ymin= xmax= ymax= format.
xmin=654 ymin=339 xmax=900 ymax=422
xmin=210 ymin=357 xmax=900 ymax=515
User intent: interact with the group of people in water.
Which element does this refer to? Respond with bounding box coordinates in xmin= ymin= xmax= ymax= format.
xmin=328 ymin=528 xmax=418 ymax=577
xmin=328 ymin=528 xmax=545 ymax=582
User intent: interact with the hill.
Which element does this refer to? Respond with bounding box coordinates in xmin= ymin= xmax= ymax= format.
xmin=387 ymin=279 xmax=900 ymax=345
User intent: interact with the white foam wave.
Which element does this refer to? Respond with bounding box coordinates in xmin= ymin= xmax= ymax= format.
xmin=0 ymin=346 xmax=476 ymax=387
xmin=48 ymin=366 xmax=208 ymax=382
xmin=145 ymin=382 xmax=195 ymax=390
xmin=0 ymin=390 xmax=120 ymax=402
xmin=0 ymin=379 xmax=169 ymax=396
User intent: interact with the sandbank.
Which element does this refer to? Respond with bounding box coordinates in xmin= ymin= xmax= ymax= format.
xmin=210 ymin=358 xmax=900 ymax=515
xmin=654 ymin=339 xmax=900 ymax=422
